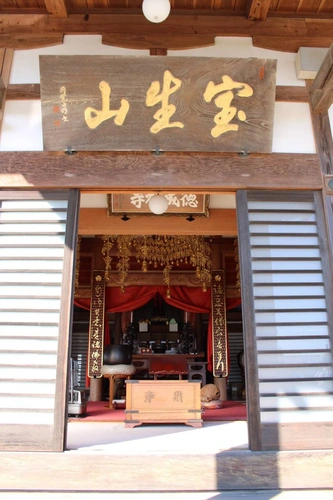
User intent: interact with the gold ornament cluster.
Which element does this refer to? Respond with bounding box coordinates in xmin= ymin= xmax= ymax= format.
xmin=101 ymin=235 xmax=212 ymax=297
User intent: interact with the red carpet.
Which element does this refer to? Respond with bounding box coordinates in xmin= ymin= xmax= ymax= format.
xmin=69 ymin=400 xmax=247 ymax=422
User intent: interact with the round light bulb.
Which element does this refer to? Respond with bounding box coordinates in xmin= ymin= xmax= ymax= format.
xmin=142 ymin=0 xmax=171 ymax=24
xmin=148 ymin=194 xmax=169 ymax=215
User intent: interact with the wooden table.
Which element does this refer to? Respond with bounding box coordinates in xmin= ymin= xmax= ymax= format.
xmin=133 ymin=352 xmax=205 ymax=360
xmin=132 ymin=352 xmax=205 ymax=378
xmin=125 ymin=379 xmax=202 ymax=428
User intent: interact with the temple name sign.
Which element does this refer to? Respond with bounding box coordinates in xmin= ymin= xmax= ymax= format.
xmin=40 ymin=56 xmax=276 ymax=153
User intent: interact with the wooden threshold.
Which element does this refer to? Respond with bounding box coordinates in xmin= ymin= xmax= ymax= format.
xmin=0 ymin=449 xmax=332 ymax=491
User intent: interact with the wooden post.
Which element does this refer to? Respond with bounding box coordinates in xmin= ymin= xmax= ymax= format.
xmin=0 ymin=49 xmax=13 ymax=129
xmin=89 ymin=378 xmax=103 ymax=402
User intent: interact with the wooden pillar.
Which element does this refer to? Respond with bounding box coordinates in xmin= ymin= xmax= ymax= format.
xmin=0 ymin=49 xmax=13 ymax=127
xmin=89 ymin=378 xmax=103 ymax=401
xmin=211 ymin=243 xmax=227 ymax=401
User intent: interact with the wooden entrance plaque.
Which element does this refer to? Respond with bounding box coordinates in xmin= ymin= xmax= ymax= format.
xmin=40 ymin=56 xmax=276 ymax=153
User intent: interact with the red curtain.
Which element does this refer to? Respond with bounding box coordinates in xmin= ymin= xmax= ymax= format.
xmin=76 ymin=287 xmax=241 ymax=373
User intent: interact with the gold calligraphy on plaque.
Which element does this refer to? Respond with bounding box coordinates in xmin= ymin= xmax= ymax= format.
xmin=84 ymin=81 xmax=130 ymax=129
xmin=146 ymin=70 xmax=184 ymax=134
xmin=211 ymin=270 xmax=228 ymax=378
xmin=203 ymin=75 xmax=253 ymax=138
xmin=88 ymin=271 xmax=106 ymax=378
xmin=41 ymin=56 xmax=276 ymax=153
xmin=83 ymin=73 xmax=253 ymax=137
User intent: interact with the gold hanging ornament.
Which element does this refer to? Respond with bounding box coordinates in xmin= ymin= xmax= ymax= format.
xmin=101 ymin=235 xmax=212 ymax=295
xmin=101 ymin=235 xmax=115 ymax=281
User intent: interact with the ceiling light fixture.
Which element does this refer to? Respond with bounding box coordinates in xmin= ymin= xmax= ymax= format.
xmin=186 ymin=215 xmax=195 ymax=222
xmin=142 ymin=0 xmax=171 ymax=24
xmin=148 ymin=194 xmax=169 ymax=215
xmin=121 ymin=214 xmax=130 ymax=221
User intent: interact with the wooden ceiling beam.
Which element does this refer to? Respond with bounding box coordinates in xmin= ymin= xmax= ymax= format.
xmin=0 ymin=151 xmax=321 ymax=190
xmin=102 ymin=33 xmax=215 ymax=51
xmin=0 ymin=14 xmax=330 ymax=52
xmin=246 ymin=0 xmax=270 ymax=21
xmin=252 ymin=36 xmax=333 ymax=53
xmin=79 ymin=208 xmax=237 ymax=236
xmin=310 ymin=43 xmax=333 ymax=113
xmin=44 ymin=0 xmax=68 ymax=18
xmin=0 ymin=34 xmax=64 ymax=50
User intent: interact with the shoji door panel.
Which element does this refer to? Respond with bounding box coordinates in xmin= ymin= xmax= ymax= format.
xmin=0 ymin=190 xmax=79 ymax=451
xmin=237 ymin=191 xmax=333 ymax=451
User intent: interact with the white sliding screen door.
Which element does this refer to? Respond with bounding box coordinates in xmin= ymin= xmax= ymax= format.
xmin=0 ymin=190 xmax=79 ymax=451
xmin=237 ymin=190 xmax=333 ymax=451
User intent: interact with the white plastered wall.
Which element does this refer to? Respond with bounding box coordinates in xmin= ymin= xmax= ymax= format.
xmin=0 ymin=35 xmax=325 ymax=154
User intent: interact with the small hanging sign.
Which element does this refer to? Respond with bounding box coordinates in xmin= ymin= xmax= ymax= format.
xmin=108 ymin=193 xmax=209 ymax=216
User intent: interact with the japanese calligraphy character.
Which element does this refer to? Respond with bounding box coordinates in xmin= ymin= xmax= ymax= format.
xmin=203 ymin=75 xmax=253 ymax=137
xmin=215 ymin=353 xmax=224 ymax=372
xmin=164 ymin=194 xmax=180 ymax=208
xmin=173 ymin=391 xmax=183 ymax=403
xmin=144 ymin=391 xmax=155 ymax=403
xmin=130 ymin=193 xmax=150 ymax=209
xmin=179 ymin=194 xmax=198 ymax=208
xmin=85 ymin=81 xmax=129 ymax=130
xmin=91 ymin=360 xmax=99 ymax=373
xmin=146 ymin=70 xmax=184 ymax=134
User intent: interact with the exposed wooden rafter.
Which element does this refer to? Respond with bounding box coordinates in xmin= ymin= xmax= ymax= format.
xmin=310 ymin=43 xmax=333 ymax=113
xmin=246 ymin=0 xmax=270 ymax=21
xmin=44 ymin=0 xmax=68 ymax=18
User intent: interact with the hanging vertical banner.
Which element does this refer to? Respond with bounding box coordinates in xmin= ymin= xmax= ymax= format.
xmin=211 ymin=270 xmax=228 ymax=378
xmin=88 ymin=271 xmax=106 ymax=378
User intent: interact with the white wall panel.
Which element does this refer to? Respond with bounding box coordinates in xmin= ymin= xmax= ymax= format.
xmin=261 ymin=411 xmax=333 ymax=423
xmin=0 ymin=285 xmax=62 ymax=296
xmin=0 ymin=412 xmax=54 ymax=425
xmin=253 ymin=285 xmax=324 ymax=296
xmin=253 ymin=272 xmax=323 ymax=284
xmin=259 ymin=380 xmax=333 ymax=393
xmin=257 ymin=338 xmax=330 ymax=350
xmin=256 ymin=324 xmax=330 ymax=337
xmin=252 ymin=261 xmax=322 ymax=271
xmin=258 ymin=352 xmax=332 ymax=365
xmin=258 ymin=366 xmax=333 ymax=379
xmin=260 ymin=395 xmax=333 ymax=409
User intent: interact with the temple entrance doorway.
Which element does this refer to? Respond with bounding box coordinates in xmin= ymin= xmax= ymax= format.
xmin=67 ymin=192 xmax=248 ymax=451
